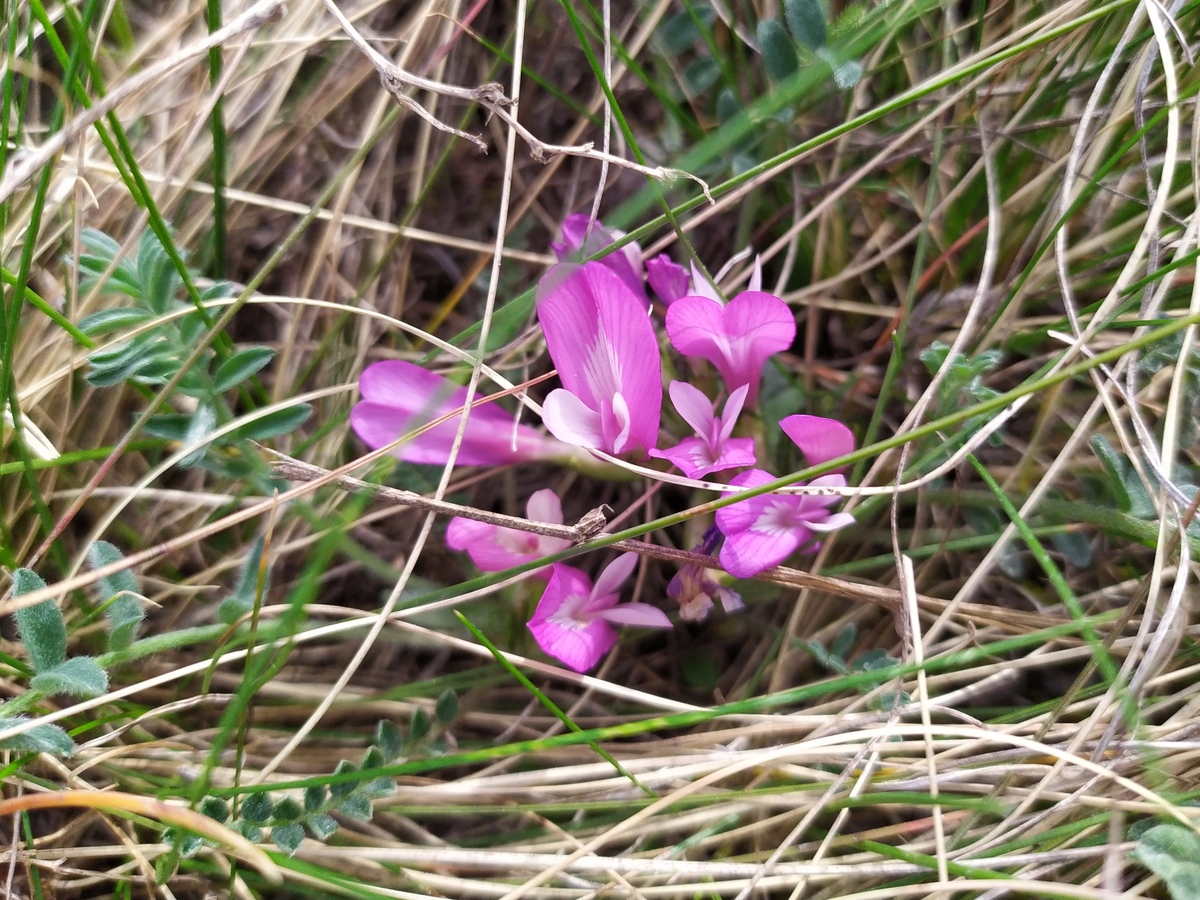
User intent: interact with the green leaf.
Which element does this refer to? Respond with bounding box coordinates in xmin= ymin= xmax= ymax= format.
xmin=329 ymin=760 xmax=357 ymax=799
xmin=361 ymin=745 xmax=384 ymax=771
xmin=217 ymin=596 xmax=253 ymax=625
xmin=240 ymin=792 xmax=273 ymax=824
xmin=784 ymin=0 xmax=826 ymax=49
xmin=659 ymin=6 xmax=716 ymax=54
xmin=274 ymin=797 xmax=303 ymax=822
xmin=1131 ymin=824 xmax=1200 ymax=899
xmin=236 ymin=822 xmax=263 ymax=842
xmin=175 ymin=832 xmax=205 ymax=858
xmin=1050 ymin=530 xmax=1094 ymax=568
xmin=362 ymin=777 xmax=394 ymax=799
xmin=199 ymin=796 xmax=230 ymax=824
xmin=88 ymin=542 xmax=145 ymax=651
xmin=757 ymin=19 xmax=799 ymax=83
xmin=435 ymin=689 xmax=459 ymax=725
xmin=77 ymin=307 xmax=154 ymax=335
xmin=1091 ymin=435 xmax=1156 ymax=518
xmin=306 ymin=813 xmax=339 ymax=840
xmin=854 ymin=649 xmax=899 ymax=673
xmin=13 ymin=569 xmax=67 ymax=673
xmin=409 ymin=707 xmax=432 ymax=744
xmin=0 ymin=717 xmax=75 ymax=755
xmin=144 ymin=414 xmax=192 ymax=441
xmin=683 ymin=56 xmax=721 ymax=95
xmin=375 ymin=720 xmax=403 ymax=761
xmin=303 ymin=784 xmax=328 ymax=814
xmin=337 ymin=793 xmax=373 ymax=821
xmin=271 ymin=822 xmax=305 ymax=855
xmin=829 ymin=624 xmax=857 ymax=661
xmin=213 ymin=346 xmax=275 ymax=392
xmin=234 ymin=404 xmax=312 ymax=442
xmin=30 ymin=656 xmax=109 ymax=698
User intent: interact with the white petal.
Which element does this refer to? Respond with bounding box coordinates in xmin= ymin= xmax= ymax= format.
xmin=542 ymin=389 xmax=603 ymax=449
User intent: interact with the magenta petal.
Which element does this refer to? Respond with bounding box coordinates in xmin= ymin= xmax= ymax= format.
xmin=554 ymin=213 xmax=591 ymax=260
xmin=650 ymin=437 xmax=715 ymax=479
xmin=668 ymin=380 xmax=716 ymax=439
xmin=780 ymin=415 xmax=856 ymax=468
xmin=666 ymin=294 xmax=726 ymax=365
xmin=592 ymin=552 xmax=638 ymax=600
xmin=528 ymin=564 xmax=617 ymax=672
xmin=542 ymin=388 xmax=604 ymax=449
xmin=715 ymin=436 xmax=757 ymax=471
xmin=537 ymin=262 xmax=662 ymax=454
xmin=351 ymin=361 xmax=543 ymax=466
xmin=714 ymin=469 xmax=779 ymax=533
xmin=666 ymin=291 xmax=794 ymax=403
xmin=647 ymin=255 xmax=690 ymax=305
xmin=553 ymin=215 xmax=645 ymax=302
xmin=596 ymin=603 xmax=673 ymax=628
xmin=720 ymin=291 xmax=795 ymax=402
xmin=719 ymin=526 xmax=804 ymax=579
xmin=651 ymin=436 xmax=754 ymax=479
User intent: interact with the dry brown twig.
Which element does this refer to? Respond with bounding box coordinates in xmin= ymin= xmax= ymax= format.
xmin=319 ymin=0 xmax=713 ymax=201
xmin=270 ymin=453 xmax=1090 ymax=635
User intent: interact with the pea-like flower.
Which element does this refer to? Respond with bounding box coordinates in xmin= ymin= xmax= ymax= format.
xmin=553 ymin=213 xmax=647 ymax=305
xmin=650 ymin=381 xmax=756 ymax=479
xmin=527 ymin=553 xmax=672 ymax=672
xmin=715 ymin=415 xmax=856 ymax=578
xmin=446 ymin=489 xmax=571 ymax=574
xmin=667 ymin=526 xmax=744 ymax=621
xmin=665 ymin=288 xmax=794 ymax=407
xmin=536 ymin=262 xmax=662 ymax=456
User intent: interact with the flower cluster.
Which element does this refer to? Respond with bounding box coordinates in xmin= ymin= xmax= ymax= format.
xmin=348 ymin=213 xmax=856 ymax=673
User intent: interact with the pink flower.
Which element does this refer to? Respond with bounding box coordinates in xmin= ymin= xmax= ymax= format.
xmin=665 ymin=290 xmax=794 ymax=406
xmin=553 ymin=214 xmax=646 ymax=304
xmin=527 ymin=553 xmax=672 ymax=672
xmin=446 ymin=489 xmax=571 ymax=574
xmin=667 ymin=526 xmax=743 ymax=621
xmin=536 ymin=262 xmax=662 ymax=456
xmin=649 ymin=381 xmax=756 ymax=479
xmin=646 ymin=255 xmax=690 ymax=305
xmin=715 ymin=415 xmax=855 ymax=578
xmin=350 ymin=361 xmax=565 ymax=466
